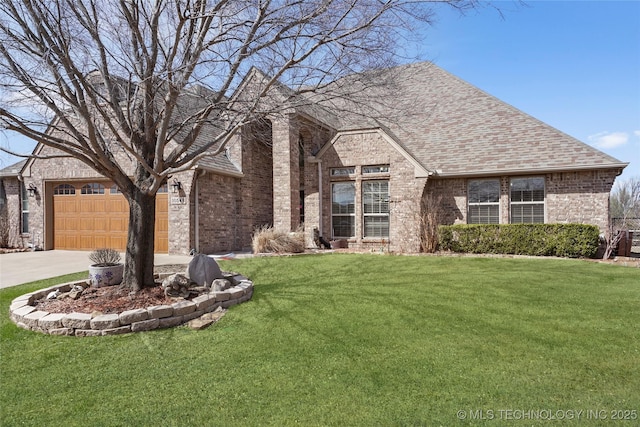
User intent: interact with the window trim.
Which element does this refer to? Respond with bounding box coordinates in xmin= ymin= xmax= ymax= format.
xmin=81 ymin=183 xmax=106 ymax=195
xmin=20 ymin=183 xmax=29 ymax=234
xmin=467 ymin=179 xmax=500 ymax=224
xmin=362 ymin=180 xmax=389 ymax=239
xmin=331 ymin=181 xmax=356 ymax=239
xmin=362 ymin=164 xmax=390 ymax=175
xmin=330 ymin=167 xmax=355 ymax=177
xmin=510 ymin=176 xmax=545 ymax=224
xmin=53 ymin=184 xmax=76 ymax=195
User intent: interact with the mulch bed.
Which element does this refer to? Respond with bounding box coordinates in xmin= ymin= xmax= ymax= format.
xmin=34 ymin=264 xmax=189 ymax=314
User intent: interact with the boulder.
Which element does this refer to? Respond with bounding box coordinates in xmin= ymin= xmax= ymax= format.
xmin=162 ymin=273 xmax=191 ymax=298
xmin=187 ymin=254 xmax=223 ymax=288
xmin=212 ymin=278 xmax=231 ymax=292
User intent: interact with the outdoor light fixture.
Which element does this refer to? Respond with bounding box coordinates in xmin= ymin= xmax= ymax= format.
xmin=171 ymin=178 xmax=182 ymax=194
xmin=27 ymin=183 xmax=38 ymax=198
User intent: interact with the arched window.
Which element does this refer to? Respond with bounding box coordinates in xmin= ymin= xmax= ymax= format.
xmin=81 ymin=183 xmax=105 ymax=195
xmin=53 ymin=184 xmax=76 ymax=195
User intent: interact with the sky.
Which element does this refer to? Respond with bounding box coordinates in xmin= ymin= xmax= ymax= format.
xmin=1 ymin=0 xmax=639 ymax=183
xmin=416 ymin=0 xmax=640 ymax=183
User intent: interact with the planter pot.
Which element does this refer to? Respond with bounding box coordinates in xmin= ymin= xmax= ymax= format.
xmin=89 ymin=264 xmax=124 ymax=287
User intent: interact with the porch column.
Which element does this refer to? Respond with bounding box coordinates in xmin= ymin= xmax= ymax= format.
xmin=271 ymin=115 xmax=300 ymax=231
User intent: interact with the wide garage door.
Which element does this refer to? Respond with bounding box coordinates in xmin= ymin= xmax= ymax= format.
xmin=52 ymin=181 xmax=168 ymax=253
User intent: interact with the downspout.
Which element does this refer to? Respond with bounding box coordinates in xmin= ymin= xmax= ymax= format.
xmin=318 ymin=159 xmax=323 ymax=236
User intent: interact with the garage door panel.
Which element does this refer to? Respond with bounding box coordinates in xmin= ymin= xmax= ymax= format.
xmin=79 ymin=235 xmax=94 ymax=250
xmin=53 ymin=182 xmax=169 ymax=253
xmin=110 ymin=235 xmax=127 ymax=249
xmin=110 ymin=217 xmax=127 ymax=232
xmin=94 ymin=217 xmax=108 ymax=231
xmin=94 ymin=199 xmax=107 ymax=213
xmin=79 ymin=217 xmax=94 ymax=231
xmin=94 ymin=235 xmax=108 ymax=248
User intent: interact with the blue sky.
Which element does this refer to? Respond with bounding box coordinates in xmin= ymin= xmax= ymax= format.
xmin=417 ymin=0 xmax=640 ymax=182
xmin=1 ymin=0 xmax=639 ymax=183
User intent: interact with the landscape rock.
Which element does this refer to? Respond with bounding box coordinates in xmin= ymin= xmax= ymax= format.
xmin=90 ymin=314 xmax=120 ymax=330
xmin=187 ymin=254 xmax=223 ymax=288
xmin=212 ymin=278 xmax=231 ymax=292
xmin=46 ymin=290 xmax=60 ymax=299
xmin=62 ymin=312 xmax=92 ymax=329
xmin=162 ymin=273 xmax=191 ymax=297
xmin=187 ymin=307 xmax=227 ymax=330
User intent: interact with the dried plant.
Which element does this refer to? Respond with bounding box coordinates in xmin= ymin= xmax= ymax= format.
xmin=89 ymin=248 xmax=122 ymax=266
xmin=419 ymin=193 xmax=443 ymax=253
xmin=252 ymin=225 xmax=305 ymax=254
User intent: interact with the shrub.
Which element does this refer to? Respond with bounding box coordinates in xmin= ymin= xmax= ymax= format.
xmin=89 ymin=248 xmax=122 ymax=266
xmin=252 ymin=225 xmax=305 ymax=254
xmin=438 ymin=223 xmax=600 ymax=258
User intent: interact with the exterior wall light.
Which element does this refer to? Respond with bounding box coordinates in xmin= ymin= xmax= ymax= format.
xmin=171 ymin=178 xmax=182 ymax=194
xmin=27 ymin=183 xmax=38 ymax=198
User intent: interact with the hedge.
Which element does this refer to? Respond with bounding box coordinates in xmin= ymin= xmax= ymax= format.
xmin=438 ymin=223 xmax=600 ymax=258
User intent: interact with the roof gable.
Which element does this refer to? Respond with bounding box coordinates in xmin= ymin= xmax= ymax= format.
xmin=315 ymin=127 xmax=431 ymax=178
xmin=319 ymin=62 xmax=627 ymax=176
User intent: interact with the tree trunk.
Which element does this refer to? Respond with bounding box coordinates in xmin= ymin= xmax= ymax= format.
xmin=124 ymin=189 xmax=157 ymax=291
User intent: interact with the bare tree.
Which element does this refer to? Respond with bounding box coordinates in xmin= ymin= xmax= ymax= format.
xmin=0 ymin=0 xmax=480 ymax=290
xmin=610 ymin=176 xmax=640 ymax=220
xmin=604 ymin=176 xmax=640 ymax=259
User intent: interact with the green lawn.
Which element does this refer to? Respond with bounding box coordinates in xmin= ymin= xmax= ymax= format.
xmin=1 ymin=254 xmax=639 ymax=426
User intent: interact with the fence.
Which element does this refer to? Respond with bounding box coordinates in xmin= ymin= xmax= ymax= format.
xmin=612 ymin=218 xmax=640 ymax=254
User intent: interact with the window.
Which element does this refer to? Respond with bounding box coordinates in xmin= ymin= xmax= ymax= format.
xmin=510 ymin=177 xmax=545 ymax=223
xmin=468 ymin=179 xmax=500 ymax=224
xmin=81 ymin=183 xmax=105 ymax=194
xmin=363 ymin=164 xmax=390 ymax=174
xmin=21 ymin=183 xmax=29 ymax=233
xmin=332 ymin=182 xmax=355 ymax=238
xmin=331 ymin=167 xmax=355 ymax=177
xmin=363 ymin=180 xmax=389 ymax=238
xmin=54 ymin=184 xmax=76 ymax=195
xmin=110 ymin=184 xmax=121 ymax=194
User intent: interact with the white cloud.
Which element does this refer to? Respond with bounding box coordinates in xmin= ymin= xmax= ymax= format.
xmin=634 ymin=130 xmax=640 ymax=139
xmin=587 ymin=131 xmax=629 ymax=149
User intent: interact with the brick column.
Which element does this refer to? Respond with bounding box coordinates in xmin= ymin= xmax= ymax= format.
xmin=271 ymin=115 xmax=300 ymax=231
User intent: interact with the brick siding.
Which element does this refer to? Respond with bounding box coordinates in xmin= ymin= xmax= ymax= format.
xmin=426 ymin=169 xmax=620 ymax=232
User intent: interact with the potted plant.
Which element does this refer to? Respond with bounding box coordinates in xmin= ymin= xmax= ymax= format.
xmin=88 ymin=248 xmax=124 ymax=287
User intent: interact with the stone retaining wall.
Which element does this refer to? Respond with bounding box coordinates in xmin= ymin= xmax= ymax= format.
xmin=9 ymin=274 xmax=253 ymax=336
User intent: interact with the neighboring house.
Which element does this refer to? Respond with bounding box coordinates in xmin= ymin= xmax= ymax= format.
xmin=2 ymin=62 xmax=627 ymax=254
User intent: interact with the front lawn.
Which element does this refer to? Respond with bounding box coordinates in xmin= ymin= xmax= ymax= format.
xmin=1 ymin=254 xmax=638 ymax=426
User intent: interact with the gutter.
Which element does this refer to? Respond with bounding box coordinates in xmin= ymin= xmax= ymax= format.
xmin=432 ymin=163 xmax=629 ymax=178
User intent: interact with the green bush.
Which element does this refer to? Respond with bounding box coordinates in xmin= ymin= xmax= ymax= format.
xmin=438 ymin=223 xmax=600 ymax=258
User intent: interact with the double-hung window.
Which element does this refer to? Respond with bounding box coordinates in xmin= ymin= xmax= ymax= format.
xmin=468 ymin=179 xmax=500 ymax=224
xmin=510 ymin=177 xmax=545 ymax=223
xmin=21 ymin=183 xmax=29 ymax=233
xmin=331 ymin=182 xmax=355 ymax=238
xmin=362 ymin=180 xmax=389 ymax=238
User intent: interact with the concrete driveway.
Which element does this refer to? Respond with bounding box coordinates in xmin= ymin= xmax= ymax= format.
xmin=0 ymin=250 xmax=193 ymax=289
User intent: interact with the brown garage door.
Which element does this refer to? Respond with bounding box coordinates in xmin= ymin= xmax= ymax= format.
xmin=52 ymin=182 xmax=168 ymax=253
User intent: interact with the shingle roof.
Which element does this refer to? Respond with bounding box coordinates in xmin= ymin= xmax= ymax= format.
xmin=315 ymin=61 xmax=627 ymax=176
xmin=172 ymin=87 xmax=242 ymax=176
xmin=0 ymin=159 xmax=27 ymax=177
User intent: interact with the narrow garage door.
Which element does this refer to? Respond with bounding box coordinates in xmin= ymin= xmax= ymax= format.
xmin=52 ymin=182 xmax=168 ymax=253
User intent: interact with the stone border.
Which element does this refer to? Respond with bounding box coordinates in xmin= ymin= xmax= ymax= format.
xmin=8 ymin=273 xmax=253 ymax=336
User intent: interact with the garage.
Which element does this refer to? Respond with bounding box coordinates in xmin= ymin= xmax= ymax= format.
xmin=51 ymin=181 xmax=168 ymax=253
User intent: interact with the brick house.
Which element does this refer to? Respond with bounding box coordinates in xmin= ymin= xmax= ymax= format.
xmin=0 ymin=62 xmax=627 ymax=254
